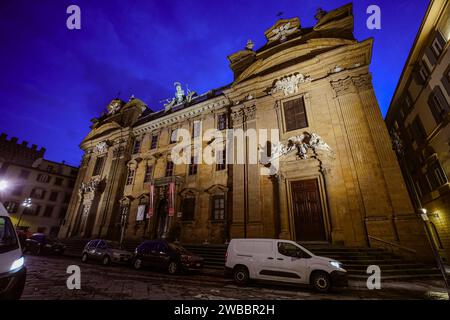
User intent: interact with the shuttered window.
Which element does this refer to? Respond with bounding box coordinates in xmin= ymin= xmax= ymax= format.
xmin=283 ymin=97 xmax=307 ymax=132
xmin=428 ymin=86 xmax=450 ymax=124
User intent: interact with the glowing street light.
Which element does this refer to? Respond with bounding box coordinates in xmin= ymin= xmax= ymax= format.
xmin=17 ymin=198 xmax=32 ymax=228
xmin=0 ymin=179 xmax=8 ymax=191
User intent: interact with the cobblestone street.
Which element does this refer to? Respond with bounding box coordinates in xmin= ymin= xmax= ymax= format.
xmin=21 ymin=255 xmax=449 ymax=300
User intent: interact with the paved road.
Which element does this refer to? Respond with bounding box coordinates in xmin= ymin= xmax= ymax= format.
xmin=21 ymin=254 xmax=449 ymax=300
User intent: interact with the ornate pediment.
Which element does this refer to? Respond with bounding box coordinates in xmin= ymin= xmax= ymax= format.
xmin=264 ymin=17 xmax=301 ymax=43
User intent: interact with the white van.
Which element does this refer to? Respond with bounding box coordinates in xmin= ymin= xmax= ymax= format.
xmin=225 ymin=238 xmax=347 ymax=292
xmin=0 ymin=202 xmax=26 ymax=299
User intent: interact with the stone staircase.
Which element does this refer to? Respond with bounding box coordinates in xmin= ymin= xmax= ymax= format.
xmin=61 ymin=239 xmax=445 ymax=281
xmin=184 ymin=243 xmax=445 ymax=281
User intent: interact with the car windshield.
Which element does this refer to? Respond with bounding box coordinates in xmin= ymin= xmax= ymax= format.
xmin=168 ymin=243 xmax=188 ymax=253
xmin=107 ymin=241 xmax=122 ymax=249
xmin=0 ymin=217 xmax=19 ymax=254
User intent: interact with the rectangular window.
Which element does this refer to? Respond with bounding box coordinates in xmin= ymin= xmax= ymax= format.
xmin=49 ymin=191 xmax=58 ymax=202
xmin=170 ymin=129 xmax=177 ymax=144
xmin=126 ymin=168 xmax=135 ymax=185
xmin=181 ymin=197 xmax=195 ymax=221
xmin=188 ymin=157 xmax=198 ymax=176
xmin=411 ymin=116 xmax=427 ymax=142
xmin=54 ymin=177 xmax=63 ymax=186
xmin=144 ymin=165 xmax=153 ymax=183
xmin=427 ymin=160 xmax=448 ymax=190
xmin=93 ymin=157 xmax=105 ymax=176
xmin=132 ymin=139 xmax=141 ymax=154
xmin=30 ymin=188 xmax=46 ymax=200
xmin=211 ymin=195 xmax=225 ymax=220
xmin=428 ymin=86 xmax=449 ymax=124
xmin=4 ymin=202 xmax=19 ymax=213
xmin=36 ymin=174 xmax=50 ymax=183
xmin=165 ymin=161 xmax=174 ymax=177
xmin=43 ymin=205 xmax=54 ymax=217
xmin=283 ymin=97 xmax=308 ymax=131
xmin=24 ymin=205 xmax=41 ymax=216
xmin=216 ymin=148 xmax=226 ymax=171
xmin=217 ymin=114 xmax=227 ymax=130
xmin=19 ymin=169 xmax=30 ymax=179
xmin=418 ymin=61 xmax=430 ymax=83
xmin=150 ymin=134 xmax=158 ymax=150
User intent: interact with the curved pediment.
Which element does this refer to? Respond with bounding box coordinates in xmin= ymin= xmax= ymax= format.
xmin=234 ymin=38 xmax=354 ymax=84
xmin=82 ymin=121 xmax=122 ymax=144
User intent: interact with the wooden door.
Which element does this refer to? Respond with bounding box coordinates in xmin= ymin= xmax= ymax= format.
xmin=291 ymin=179 xmax=326 ymax=241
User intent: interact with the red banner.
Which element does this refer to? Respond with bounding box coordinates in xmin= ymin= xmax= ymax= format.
xmin=168 ymin=182 xmax=175 ymax=217
xmin=147 ymin=184 xmax=154 ymax=218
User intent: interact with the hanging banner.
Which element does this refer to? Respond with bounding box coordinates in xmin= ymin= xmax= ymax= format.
xmin=136 ymin=205 xmax=145 ymax=221
xmin=168 ymin=182 xmax=175 ymax=217
xmin=147 ymin=184 xmax=154 ymax=218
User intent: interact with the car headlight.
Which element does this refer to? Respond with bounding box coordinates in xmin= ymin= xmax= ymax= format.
xmin=330 ymin=261 xmax=341 ymax=269
xmin=10 ymin=257 xmax=24 ymax=271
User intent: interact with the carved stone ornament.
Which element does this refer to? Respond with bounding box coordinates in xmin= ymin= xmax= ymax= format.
xmin=265 ymin=132 xmax=333 ymax=163
xmin=79 ymin=177 xmax=101 ymax=195
xmin=231 ymin=105 xmax=256 ymax=126
xmin=270 ymin=73 xmax=311 ymax=96
xmin=107 ymin=100 xmax=121 ymax=115
xmin=95 ymin=141 xmax=108 ymax=153
xmin=269 ymin=22 xmax=297 ymax=42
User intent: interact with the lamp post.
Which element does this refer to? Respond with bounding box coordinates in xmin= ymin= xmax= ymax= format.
xmin=119 ymin=206 xmax=128 ymax=247
xmin=0 ymin=179 xmax=8 ymax=203
xmin=17 ymin=197 xmax=32 ymax=228
xmin=390 ymin=129 xmax=449 ymax=295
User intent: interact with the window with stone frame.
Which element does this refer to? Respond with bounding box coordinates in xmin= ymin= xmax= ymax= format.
xmin=181 ymin=197 xmax=195 ymax=221
xmin=428 ymin=86 xmax=450 ymax=124
xmin=23 ymin=205 xmax=41 ymax=216
xmin=150 ymin=134 xmax=158 ymax=150
xmin=418 ymin=60 xmax=430 ymax=84
xmin=126 ymin=168 xmax=135 ymax=185
xmin=54 ymin=177 xmax=63 ymax=186
xmin=170 ymin=128 xmax=177 ymax=144
xmin=144 ymin=165 xmax=153 ymax=183
xmin=30 ymin=188 xmax=46 ymax=199
xmin=92 ymin=156 xmax=105 ymax=176
xmin=217 ymin=113 xmax=227 ymax=131
xmin=216 ymin=147 xmax=226 ymax=171
xmin=4 ymin=201 xmax=19 ymax=213
xmin=192 ymin=121 xmax=201 ymax=138
xmin=165 ymin=161 xmax=174 ymax=177
xmin=132 ymin=139 xmax=141 ymax=154
xmin=49 ymin=191 xmax=58 ymax=202
xmin=188 ymin=156 xmax=198 ymax=176
xmin=426 ymin=159 xmax=448 ymax=190
xmin=283 ymin=97 xmax=308 ymax=132
xmin=211 ymin=195 xmax=225 ymax=220
xmin=36 ymin=174 xmax=50 ymax=183
xmin=410 ymin=116 xmax=427 ymax=142
xmin=43 ymin=205 xmax=54 ymax=217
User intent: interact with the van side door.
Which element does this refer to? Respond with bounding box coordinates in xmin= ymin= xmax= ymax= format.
xmin=273 ymin=241 xmax=309 ymax=284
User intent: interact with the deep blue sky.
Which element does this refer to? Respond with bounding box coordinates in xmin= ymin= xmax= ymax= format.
xmin=0 ymin=0 xmax=429 ymax=166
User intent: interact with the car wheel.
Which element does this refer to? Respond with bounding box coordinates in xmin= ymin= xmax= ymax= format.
xmin=102 ymin=255 xmax=111 ymax=266
xmin=311 ymin=271 xmax=331 ymax=293
xmin=133 ymin=258 xmax=143 ymax=270
xmin=168 ymin=261 xmax=179 ymax=275
xmin=81 ymin=253 xmax=88 ymax=263
xmin=233 ymin=266 xmax=249 ymax=285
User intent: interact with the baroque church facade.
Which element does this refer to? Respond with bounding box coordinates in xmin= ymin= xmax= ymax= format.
xmin=60 ymin=4 xmax=432 ymax=261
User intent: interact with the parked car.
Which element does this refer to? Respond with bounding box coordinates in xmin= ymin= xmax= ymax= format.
xmin=0 ymin=203 xmax=26 ymax=300
xmin=225 ymin=238 xmax=347 ymax=292
xmin=133 ymin=240 xmax=204 ymax=274
xmin=81 ymin=239 xmax=133 ymax=265
xmin=24 ymin=233 xmax=65 ymax=256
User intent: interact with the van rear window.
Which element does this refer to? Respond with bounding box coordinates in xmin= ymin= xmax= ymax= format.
xmin=0 ymin=217 xmax=19 ymax=254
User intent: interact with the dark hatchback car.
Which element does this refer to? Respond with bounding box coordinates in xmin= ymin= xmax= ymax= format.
xmin=81 ymin=239 xmax=133 ymax=265
xmin=133 ymin=240 xmax=204 ymax=274
xmin=24 ymin=233 xmax=65 ymax=255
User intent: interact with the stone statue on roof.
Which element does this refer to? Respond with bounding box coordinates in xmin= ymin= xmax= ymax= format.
xmin=163 ymin=82 xmax=197 ymax=112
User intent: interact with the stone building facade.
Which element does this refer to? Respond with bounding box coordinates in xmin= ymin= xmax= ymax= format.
xmin=60 ymin=4 xmax=432 ymax=261
xmin=0 ymin=133 xmax=78 ymax=236
xmin=386 ymin=0 xmax=450 ymax=262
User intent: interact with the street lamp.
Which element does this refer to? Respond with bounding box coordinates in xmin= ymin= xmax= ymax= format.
xmin=17 ymin=198 xmax=32 ymax=228
xmin=0 ymin=179 xmax=8 ymax=203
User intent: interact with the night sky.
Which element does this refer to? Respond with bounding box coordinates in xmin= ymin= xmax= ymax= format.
xmin=0 ymin=0 xmax=429 ymax=166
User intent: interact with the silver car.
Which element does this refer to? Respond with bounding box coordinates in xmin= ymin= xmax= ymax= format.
xmin=81 ymin=239 xmax=132 ymax=265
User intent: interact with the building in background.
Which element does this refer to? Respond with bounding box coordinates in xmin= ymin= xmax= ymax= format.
xmin=386 ymin=0 xmax=450 ymax=262
xmin=0 ymin=133 xmax=78 ymax=236
xmin=61 ymin=4 xmax=433 ymax=261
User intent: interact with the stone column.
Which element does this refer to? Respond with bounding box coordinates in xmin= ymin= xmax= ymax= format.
xmin=277 ymin=173 xmax=291 ymax=239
